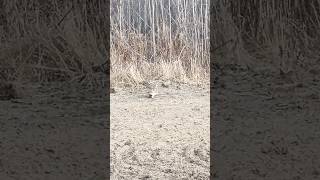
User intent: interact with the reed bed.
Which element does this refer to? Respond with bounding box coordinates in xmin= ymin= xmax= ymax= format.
xmin=110 ymin=0 xmax=210 ymax=87
xmin=0 ymin=0 xmax=319 ymax=87
xmin=0 ymin=0 xmax=109 ymax=87
xmin=211 ymin=0 xmax=320 ymax=72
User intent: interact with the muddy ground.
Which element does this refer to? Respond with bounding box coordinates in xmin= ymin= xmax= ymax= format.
xmin=111 ymin=83 xmax=210 ymax=179
xmin=212 ymin=63 xmax=320 ymax=180
xmin=0 ymin=82 xmax=108 ymax=180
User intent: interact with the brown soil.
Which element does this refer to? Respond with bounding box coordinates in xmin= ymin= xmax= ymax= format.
xmin=111 ymin=83 xmax=210 ymax=179
xmin=212 ymin=63 xmax=320 ymax=179
xmin=0 ymin=82 xmax=108 ymax=180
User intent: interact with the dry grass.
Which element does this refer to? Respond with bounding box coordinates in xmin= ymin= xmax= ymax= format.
xmin=0 ymin=0 xmax=108 ymax=88
xmin=211 ymin=0 xmax=320 ymax=73
xmin=1 ymin=0 xmax=320 ymax=88
xmin=110 ymin=0 xmax=210 ymax=88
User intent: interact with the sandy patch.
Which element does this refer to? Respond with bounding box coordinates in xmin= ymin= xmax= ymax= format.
xmin=111 ymin=84 xmax=210 ymax=179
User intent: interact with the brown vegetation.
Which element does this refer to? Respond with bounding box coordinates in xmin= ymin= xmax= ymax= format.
xmin=0 ymin=0 xmax=319 ymax=88
xmin=110 ymin=0 xmax=210 ymax=87
xmin=0 ymin=0 xmax=109 ymax=88
xmin=211 ymin=0 xmax=320 ymax=74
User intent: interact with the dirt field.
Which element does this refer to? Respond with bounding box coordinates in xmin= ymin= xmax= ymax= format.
xmin=212 ymin=63 xmax=320 ymax=179
xmin=0 ymin=82 xmax=108 ymax=180
xmin=110 ymin=83 xmax=210 ymax=179
xmin=3 ymin=62 xmax=319 ymax=179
